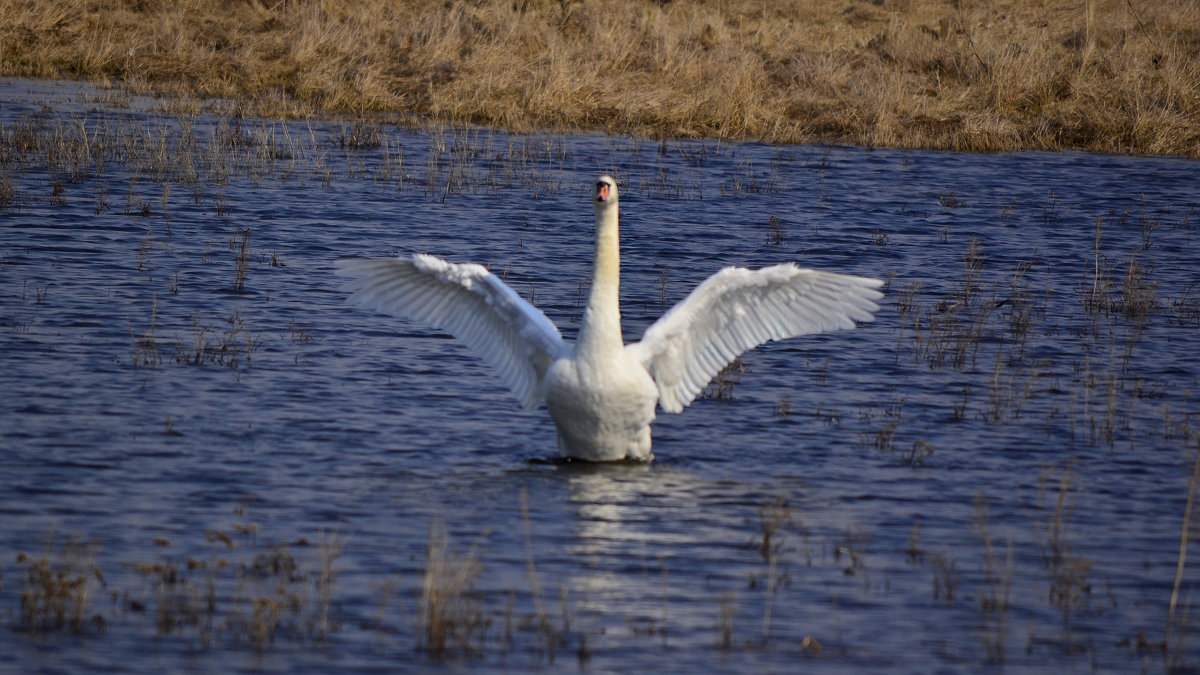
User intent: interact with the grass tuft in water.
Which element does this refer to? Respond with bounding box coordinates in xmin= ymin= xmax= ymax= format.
xmin=975 ymin=493 xmax=1012 ymax=664
xmin=766 ymin=215 xmax=784 ymax=246
xmin=132 ymin=295 xmax=162 ymax=367
xmin=232 ymin=228 xmax=250 ymax=293
xmin=117 ymin=519 xmax=345 ymax=650
xmin=418 ymin=522 xmax=489 ymax=658
xmin=16 ymin=532 xmax=105 ymax=635
xmin=717 ymin=591 xmax=737 ymax=649
xmin=929 ymin=552 xmax=960 ymax=602
xmin=704 ymin=357 xmax=746 ymax=401
xmin=1035 ymin=463 xmax=1094 ymax=629
xmin=173 ymin=309 xmax=260 ymax=370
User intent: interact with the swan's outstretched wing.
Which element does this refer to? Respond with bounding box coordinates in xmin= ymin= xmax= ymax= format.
xmin=334 ymin=254 xmax=565 ymax=409
xmin=627 ymin=264 xmax=883 ymax=413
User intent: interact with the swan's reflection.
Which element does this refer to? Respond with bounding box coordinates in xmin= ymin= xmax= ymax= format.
xmin=558 ymin=461 xmax=726 ymax=627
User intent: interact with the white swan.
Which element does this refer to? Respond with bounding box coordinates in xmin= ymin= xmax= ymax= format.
xmin=335 ymin=175 xmax=883 ymax=462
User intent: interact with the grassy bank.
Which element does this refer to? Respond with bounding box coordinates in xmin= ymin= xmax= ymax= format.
xmin=2 ymin=0 xmax=1197 ymax=156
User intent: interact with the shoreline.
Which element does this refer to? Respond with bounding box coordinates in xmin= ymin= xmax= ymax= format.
xmin=2 ymin=0 xmax=1197 ymax=158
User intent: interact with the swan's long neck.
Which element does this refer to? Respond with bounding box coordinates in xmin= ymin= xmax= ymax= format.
xmin=577 ymin=199 xmax=622 ymax=359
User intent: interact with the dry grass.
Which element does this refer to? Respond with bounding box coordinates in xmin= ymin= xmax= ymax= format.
xmin=16 ymin=532 xmax=106 ymax=635
xmin=1168 ymin=442 xmax=1200 ymax=669
xmin=1 ymin=0 xmax=1196 ymax=156
xmin=703 ymin=356 xmax=746 ymax=401
xmin=975 ymin=494 xmax=1012 ymax=664
xmin=1036 ymin=463 xmax=1094 ymax=627
xmin=171 ymin=309 xmax=261 ymax=370
xmin=418 ymin=522 xmax=489 ymax=657
xmin=118 ymin=524 xmax=346 ymax=649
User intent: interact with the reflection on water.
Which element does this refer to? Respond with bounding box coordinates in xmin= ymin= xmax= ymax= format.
xmin=566 ymin=463 xmax=700 ymax=614
xmin=1 ymin=78 xmax=1199 ymax=671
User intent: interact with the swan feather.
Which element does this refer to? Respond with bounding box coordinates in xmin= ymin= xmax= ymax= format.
xmin=334 ymin=254 xmax=564 ymax=409
xmin=627 ymin=264 xmax=883 ymax=413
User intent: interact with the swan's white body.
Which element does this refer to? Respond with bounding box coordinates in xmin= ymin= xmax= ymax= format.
xmin=335 ymin=175 xmax=883 ymax=461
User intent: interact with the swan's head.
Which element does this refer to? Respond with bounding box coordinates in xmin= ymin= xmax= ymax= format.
xmin=594 ymin=175 xmax=618 ymax=210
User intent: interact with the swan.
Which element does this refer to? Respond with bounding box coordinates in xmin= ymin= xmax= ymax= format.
xmin=335 ymin=175 xmax=883 ymax=462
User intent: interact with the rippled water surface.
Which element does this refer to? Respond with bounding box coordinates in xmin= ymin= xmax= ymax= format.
xmin=2 ymin=79 xmax=1199 ymax=672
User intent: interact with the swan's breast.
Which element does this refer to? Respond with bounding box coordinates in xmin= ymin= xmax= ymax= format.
xmin=544 ymin=353 xmax=658 ymax=460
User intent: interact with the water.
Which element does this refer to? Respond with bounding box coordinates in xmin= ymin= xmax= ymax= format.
xmin=2 ymin=78 xmax=1198 ymax=671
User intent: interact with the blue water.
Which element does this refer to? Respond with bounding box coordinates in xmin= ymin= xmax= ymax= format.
xmin=2 ymin=78 xmax=1198 ymax=671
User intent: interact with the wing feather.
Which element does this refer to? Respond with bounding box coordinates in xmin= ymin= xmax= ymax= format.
xmin=627 ymin=264 xmax=883 ymax=413
xmin=334 ymin=254 xmax=565 ymax=409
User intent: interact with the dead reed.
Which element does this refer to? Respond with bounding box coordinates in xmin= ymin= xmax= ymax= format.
xmin=1035 ymin=463 xmax=1094 ymax=628
xmin=2 ymin=0 xmax=1196 ymax=156
xmin=753 ymin=498 xmax=795 ymax=643
xmin=232 ymin=228 xmax=251 ymax=293
xmin=717 ymin=591 xmax=737 ymax=649
xmin=418 ymin=522 xmax=489 ymax=657
xmin=131 ymin=295 xmax=162 ymax=367
xmin=171 ymin=309 xmax=261 ymax=370
xmin=929 ymin=552 xmax=961 ymax=602
xmin=860 ymin=399 xmax=904 ymax=456
xmin=0 ymin=172 xmax=15 ymax=209
xmin=906 ymin=238 xmax=995 ymax=370
xmin=15 ymin=532 xmax=105 ymax=635
xmin=765 ymin=215 xmax=784 ymax=247
xmin=974 ymin=494 xmax=1012 ymax=664
xmin=1167 ymin=441 xmax=1200 ymax=668
xmin=119 ymin=523 xmax=346 ymax=649
xmin=703 ymin=357 xmax=745 ymax=401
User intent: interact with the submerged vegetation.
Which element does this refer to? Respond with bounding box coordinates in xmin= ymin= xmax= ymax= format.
xmin=7 ymin=470 xmax=1193 ymax=670
xmin=1 ymin=0 xmax=1198 ymax=156
xmin=1 ymin=78 xmax=1198 ymax=670
xmin=12 ymin=518 xmax=344 ymax=648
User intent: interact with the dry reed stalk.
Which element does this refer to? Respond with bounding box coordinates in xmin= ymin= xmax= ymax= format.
xmin=717 ymin=591 xmax=736 ymax=648
xmin=17 ymin=532 xmax=104 ymax=635
xmin=1167 ymin=442 xmax=1200 ymax=657
xmin=418 ymin=522 xmax=487 ymax=656
xmin=1 ymin=0 xmax=1196 ymax=156
xmin=975 ymin=494 xmax=1012 ymax=664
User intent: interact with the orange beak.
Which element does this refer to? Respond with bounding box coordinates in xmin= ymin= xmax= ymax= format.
xmin=595 ymin=182 xmax=610 ymax=202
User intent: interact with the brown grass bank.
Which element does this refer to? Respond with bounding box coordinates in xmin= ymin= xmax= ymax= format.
xmin=2 ymin=0 xmax=1198 ymax=156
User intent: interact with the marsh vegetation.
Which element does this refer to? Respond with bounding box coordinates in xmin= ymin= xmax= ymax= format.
xmin=0 ymin=81 xmax=1198 ymax=670
xmin=1 ymin=0 xmax=1197 ymax=156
